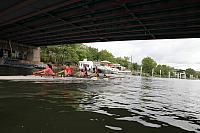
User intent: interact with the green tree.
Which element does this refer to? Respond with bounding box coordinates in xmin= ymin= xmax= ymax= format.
xmin=86 ymin=46 xmax=99 ymax=61
xmin=115 ymin=57 xmax=130 ymax=68
xmin=142 ymin=57 xmax=157 ymax=74
xmin=155 ymin=64 xmax=162 ymax=76
xmin=161 ymin=65 xmax=171 ymax=77
xmin=196 ymin=72 xmax=200 ymax=79
xmin=155 ymin=64 xmax=173 ymax=77
xmin=40 ymin=44 xmax=81 ymax=64
xmin=41 ymin=44 xmax=139 ymax=71
xmin=185 ymin=68 xmax=196 ymax=78
xmin=75 ymin=45 xmax=87 ymax=61
xmin=98 ymin=49 xmax=115 ymax=62
xmin=131 ymin=63 xmax=139 ymax=70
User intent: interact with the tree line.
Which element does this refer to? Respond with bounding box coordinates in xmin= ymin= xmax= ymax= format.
xmin=40 ymin=44 xmax=199 ymax=79
xmin=40 ymin=44 xmax=134 ymax=69
xmin=141 ymin=57 xmax=200 ymax=79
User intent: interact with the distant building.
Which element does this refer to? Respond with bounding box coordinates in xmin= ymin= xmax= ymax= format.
xmin=100 ymin=60 xmax=111 ymax=66
xmin=111 ymin=64 xmax=125 ymax=71
xmin=174 ymin=69 xmax=186 ymax=79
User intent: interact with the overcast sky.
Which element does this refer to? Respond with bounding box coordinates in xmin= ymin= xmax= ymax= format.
xmin=85 ymin=38 xmax=200 ymax=71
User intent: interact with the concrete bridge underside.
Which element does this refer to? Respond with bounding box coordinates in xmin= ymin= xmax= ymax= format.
xmin=0 ymin=0 xmax=200 ymax=47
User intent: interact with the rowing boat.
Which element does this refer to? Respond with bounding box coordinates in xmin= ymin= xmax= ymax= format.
xmin=0 ymin=75 xmax=108 ymax=81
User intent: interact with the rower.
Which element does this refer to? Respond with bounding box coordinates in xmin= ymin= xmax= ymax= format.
xmin=91 ymin=66 xmax=99 ymax=77
xmin=67 ymin=65 xmax=74 ymax=76
xmin=33 ymin=64 xmax=55 ymax=76
xmin=57 ymin=64 xmax=74 ymax=77
xmin=79 ymin=64 xmax=88 ymax=77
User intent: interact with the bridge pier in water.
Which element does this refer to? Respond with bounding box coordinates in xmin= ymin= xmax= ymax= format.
xmin=0 ymin=40 xmax=40 ymax=65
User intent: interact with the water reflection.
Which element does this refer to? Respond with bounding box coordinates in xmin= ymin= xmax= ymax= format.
xmin=0 ymin=76 xmax=200 ymax=133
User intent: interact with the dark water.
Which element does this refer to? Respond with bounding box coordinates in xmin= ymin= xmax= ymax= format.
xmin=0 ymin=66 xmax=33 ymax=76
xmin=0 ymin=76 xmax=200 ymax=133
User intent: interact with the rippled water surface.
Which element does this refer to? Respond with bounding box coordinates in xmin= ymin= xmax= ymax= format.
xmin=0 ymin=76 xmax=200 ymax=133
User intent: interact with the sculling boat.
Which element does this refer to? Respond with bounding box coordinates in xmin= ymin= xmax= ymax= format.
xmin=0 ymin=75 xmax=109 ymax=81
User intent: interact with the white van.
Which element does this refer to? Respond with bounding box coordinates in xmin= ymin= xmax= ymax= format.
xmin=79 ymin=59 xmax=94 ymax=71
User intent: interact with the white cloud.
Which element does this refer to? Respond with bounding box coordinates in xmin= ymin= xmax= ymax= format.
xmin=85 ymin=38 xmax=200 ymax=71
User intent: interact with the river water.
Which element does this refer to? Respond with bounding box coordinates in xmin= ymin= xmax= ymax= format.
xmin=0 ymin=76 xmax=199 ymax=133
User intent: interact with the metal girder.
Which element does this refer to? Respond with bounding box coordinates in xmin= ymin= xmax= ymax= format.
xmin=5 ymin=14 xmax=200 ymax=42
xmin=27 ymin=34 xmax=153 ymax=45
xmin=18 ymin=24 xmax=200 ymax=43
xmin=0 ymin=0 xmax=163 ymax=37
xmin=20 ymin=28 xmax=200 ymax=45
xmin=122 ymin=3 xmax=156 ymax=39
xmin=0 ymin=0 xmax=39 ymax=17
xmin=29 ymin=31 xmax=200 ymax=46
xmin=28 ymin=30 xmax=200 ymax=46
xmin=0 ymin=0 xmax=82 ymax=27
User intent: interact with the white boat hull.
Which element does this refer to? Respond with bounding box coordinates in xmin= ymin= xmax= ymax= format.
xmin=0 ymin=76 xmax=93 ymax=81
xmin=0 ymin=75 xmax=111 ymax=81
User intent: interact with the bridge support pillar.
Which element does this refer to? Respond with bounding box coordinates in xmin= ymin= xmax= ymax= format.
xmin=0 ymin=40 xmax=41 ymax=65
xmin=27 ymin=47 xmax=40 ymax=64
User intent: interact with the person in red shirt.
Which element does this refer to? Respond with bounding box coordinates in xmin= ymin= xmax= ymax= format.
xmin=57 ymin=65 xmax=73 ymax=77
xmin=33 ymin=64 xmax=55 ymax=76
xmin=67 ymin=65 xmax=73 ymax=76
